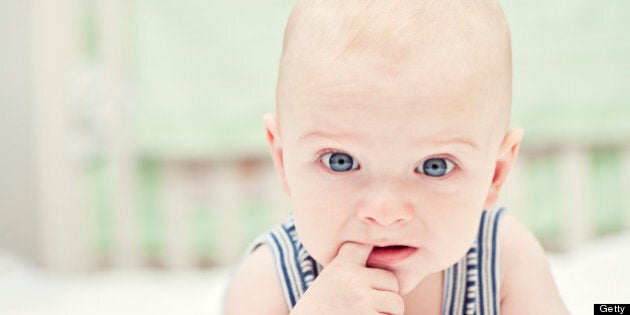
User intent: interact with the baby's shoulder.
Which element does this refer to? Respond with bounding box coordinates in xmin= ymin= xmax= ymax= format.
xmin=224 ymin=244 xmax=289 ymax=315
xmin=497 ymin=213 xmax=569 ymax=314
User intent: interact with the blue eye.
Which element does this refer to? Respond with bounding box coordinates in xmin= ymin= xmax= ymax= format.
xmin=418 ymin=158 xmax=455 ymax=177
xmin=321 ymin=152 xmax=359 ymax=172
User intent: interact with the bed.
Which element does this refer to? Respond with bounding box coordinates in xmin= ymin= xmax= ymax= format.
xmin=1 ymin=231 xmax=628 ymax=315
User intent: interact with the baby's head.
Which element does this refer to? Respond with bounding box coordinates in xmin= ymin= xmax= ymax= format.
xmin=264 ymin=0 xmax=523 ymax=294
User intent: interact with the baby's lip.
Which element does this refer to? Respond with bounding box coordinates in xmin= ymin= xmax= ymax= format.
xmin=372 ymin=242 xmax=415 ymax=248
xmin=373 ymin=244 xmax=414 ymax=249
xmin=367 ymin=245 xmax=418 ymax=267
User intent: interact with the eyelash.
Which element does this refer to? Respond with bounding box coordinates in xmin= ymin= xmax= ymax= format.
xmin=415 ymin=154 xmax=458 ymax=177
xmin=316 ymin=150 xmax=459 ymax=177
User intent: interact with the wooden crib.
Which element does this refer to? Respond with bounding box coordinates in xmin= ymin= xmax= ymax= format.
xmin=76 ymin=143 xmax=630 ymax=271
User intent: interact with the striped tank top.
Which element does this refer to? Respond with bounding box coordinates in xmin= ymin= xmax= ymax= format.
xmin=249 ymin=207 xmax=505 ymax=315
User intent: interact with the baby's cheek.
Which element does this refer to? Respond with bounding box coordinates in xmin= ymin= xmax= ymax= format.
xmin=292 ymin=192 xmax=353 ymax=264
xmin=293 ymin=216 xmax=337 ymax=265
xmin=432 ymin=214 xmax=481 ymax=266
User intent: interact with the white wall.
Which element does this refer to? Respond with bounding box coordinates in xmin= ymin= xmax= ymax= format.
xmin=0 ymin=1 xmax=40 ymax=263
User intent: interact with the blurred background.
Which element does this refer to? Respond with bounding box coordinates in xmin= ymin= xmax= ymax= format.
xmin=0 ymin=0 xmax=628 ymax=314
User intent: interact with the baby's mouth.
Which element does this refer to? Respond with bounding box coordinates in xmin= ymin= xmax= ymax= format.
xmin=367 ymin=245 xmax=418 ymax=267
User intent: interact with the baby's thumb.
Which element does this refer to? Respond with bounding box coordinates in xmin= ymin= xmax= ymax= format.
xmin=334 ymin=242 xmax=373 ymax=266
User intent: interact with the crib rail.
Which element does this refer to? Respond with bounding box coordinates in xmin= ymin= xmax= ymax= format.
xmin=80 ymin=143 xmax=630 ymax=270
xmin=18 ymin=0 xmax=630 ymax=275
xmin=504 ymin=144 xmax=630 ymax=251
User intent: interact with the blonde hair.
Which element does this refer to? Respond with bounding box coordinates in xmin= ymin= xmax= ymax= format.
xmin=281 ymin=0 xmax=509 ymax=60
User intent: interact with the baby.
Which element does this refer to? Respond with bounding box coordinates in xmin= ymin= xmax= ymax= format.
xmin=225 ymin=0 xmax=568 ymax=314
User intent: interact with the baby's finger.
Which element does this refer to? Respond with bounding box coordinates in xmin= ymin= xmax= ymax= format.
xmin=372 ymin=290 xmax=405 ymax=315
xmin=365 ymin=268 xmax=400 ymax=293
xmin=334 ymin=242 xmax=373 ymax=266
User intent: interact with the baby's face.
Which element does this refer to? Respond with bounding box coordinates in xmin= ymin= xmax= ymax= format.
xmin=267 ymin=33 xmax=516 ymax=294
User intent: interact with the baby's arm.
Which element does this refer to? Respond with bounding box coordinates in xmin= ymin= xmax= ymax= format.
xmin=223 ymin=245 xmax=289 ymax=315
xmin=290 ymin=243 xmax=403 ymax=315
xmin=499 ymin=213 xmax=569 ymax=314
xmin=224 ymin=242 xmax=403 ymax=315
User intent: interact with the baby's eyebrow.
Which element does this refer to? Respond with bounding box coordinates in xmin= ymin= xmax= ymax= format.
xmin=298 ymin=131 xmax=479 ymax=152
xmin=297 ymin=130 xmax=359 ymax=144
xmin=427 ymin=136 xmax=480 ymax=152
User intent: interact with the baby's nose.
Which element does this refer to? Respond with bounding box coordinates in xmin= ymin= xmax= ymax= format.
xmin=356 ymin=183 xmax=414 ymax=226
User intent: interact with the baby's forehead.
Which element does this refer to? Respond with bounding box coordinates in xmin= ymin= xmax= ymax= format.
xmin=284 ymin=91 xmax=505 ymax=157
xmin=281 ymin=38 xmax=504 ymax=117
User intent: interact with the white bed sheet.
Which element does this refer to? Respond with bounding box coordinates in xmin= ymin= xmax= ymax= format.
xmin=1 ymin=232 xmax=628 ymax=315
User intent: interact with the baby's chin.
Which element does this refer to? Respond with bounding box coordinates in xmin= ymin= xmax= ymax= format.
xmin=387 ymin=265 xmax=430 ymax=296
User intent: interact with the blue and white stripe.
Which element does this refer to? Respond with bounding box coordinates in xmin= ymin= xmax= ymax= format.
xmin=250 ymin=207 xmax=504 ymax=314
xmin=249 ymin=216 xmax=322 ymax=308
xmin=442 ymin=207 xmax=504 ymax=315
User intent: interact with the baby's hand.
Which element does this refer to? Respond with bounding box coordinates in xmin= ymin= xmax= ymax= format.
xmin=290 ymin=242 xmax=404 ymax=315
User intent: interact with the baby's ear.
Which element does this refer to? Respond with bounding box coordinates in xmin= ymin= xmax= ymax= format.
xmin=263 ymin=114 xmax=291 ymax=197
xmin=483 ymin=128 xmax=524 ymax=210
